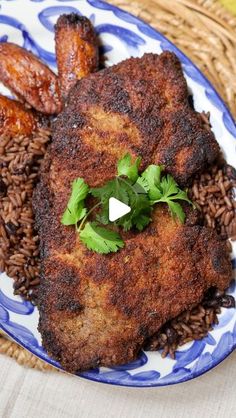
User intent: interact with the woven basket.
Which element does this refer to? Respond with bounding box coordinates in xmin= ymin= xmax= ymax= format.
xmin=111 ymin=0 xmax=236 ymax=115
xmin=1 ymin=0 xmax=236 ymax=371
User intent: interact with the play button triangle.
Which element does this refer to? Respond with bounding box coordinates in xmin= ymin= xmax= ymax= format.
xmin=109 ymin=197 xmax=131 ymax=222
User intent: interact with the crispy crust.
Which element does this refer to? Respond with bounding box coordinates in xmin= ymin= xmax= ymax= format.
xmin=35 ymin=181 xmax=232 ymax=372
xmin=34 ymin=52 xmax=231 ymax=372
xmin=51 ymin=52 xmax=219 ymax=186
xmin=0 ymin=43 xmax=61 ymax=114
xmin=55 ymin=14 xmax=99 ymax=99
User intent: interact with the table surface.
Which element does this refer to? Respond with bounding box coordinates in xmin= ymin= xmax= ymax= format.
xmin=0 ymin=351 xmax=235 ymax=418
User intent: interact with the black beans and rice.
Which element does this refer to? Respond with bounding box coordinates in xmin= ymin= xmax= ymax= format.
xmin=0 ymin=128 xmax=50 ymax=301
xmin=0 ymin=126 xmax=235 ymax=359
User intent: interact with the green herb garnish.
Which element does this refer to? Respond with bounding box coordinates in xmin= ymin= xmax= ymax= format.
xmin=90 ymin=175 xmax=151 ymax=231
xmin=61 ymin=154 xmax=192 ymax=254
xmin=117 ymin=153 xmax=141 ymax=182
xmin=61 ymin=178 xmax=89 ymax=225
xmin=80 ymin=222 xmax=124 ymax=254
xmin=141 ymin=165 xmax=192 ymax=222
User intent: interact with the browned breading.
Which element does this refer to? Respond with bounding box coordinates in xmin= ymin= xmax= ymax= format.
xmin=0 ymin=43 xmax=61 ymax=115
xmin=55 ymin=14 xmax=99 ymax=99
xmin=0 ymin=94 xmax=40 ymax=137
xmin=35 ymin=183 xmax=231 ymax=372
xmin=34 ymin=52 xmax=231 ymax=372
xmin=49 ymin=52 xmax=219 ymax=186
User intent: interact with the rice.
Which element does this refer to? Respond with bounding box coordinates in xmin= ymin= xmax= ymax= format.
xmin=0 ymin=124 xmax=235 ymax=358
xmin=145 ymin=288 xmax=235 ymax=358
xmin=189 ymin=161 xmax=236 ymax=239
xmin=0 ymin=128 xmax=51 ymax=301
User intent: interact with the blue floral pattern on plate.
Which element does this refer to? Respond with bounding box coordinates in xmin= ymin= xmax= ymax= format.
xmin=0 ymin=0 xmax=235 ymax=387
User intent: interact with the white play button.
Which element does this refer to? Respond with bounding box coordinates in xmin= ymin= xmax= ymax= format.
xmin=109 ymin=197 xmax=131 ymax=222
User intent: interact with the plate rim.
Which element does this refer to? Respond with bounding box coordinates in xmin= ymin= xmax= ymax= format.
xmin=1 ymin=318 xmax=235 ymax=387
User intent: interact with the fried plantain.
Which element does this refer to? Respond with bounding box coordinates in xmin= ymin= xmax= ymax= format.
xmin=0 ymin=94 xmax=40 ymax=137
xmin=55 ymin=14 xmax=99 ymax=99
xmin=0 ymin=43 xmax=61 ymax=115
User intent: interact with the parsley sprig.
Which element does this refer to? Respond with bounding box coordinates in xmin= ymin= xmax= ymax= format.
xmin=141 ymin=165 xmax=192 ymax=224
xmin=61 ymin=154 xmax=192 ymax=254
xmin=61 ymin=178 xmax=89 ymax=225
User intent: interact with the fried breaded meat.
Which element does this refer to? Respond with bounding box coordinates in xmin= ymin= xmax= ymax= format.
xmin=46 ymin=51 xmax=219 ymax=186
xmin=34 ymin=52 xmax=231 ymax=372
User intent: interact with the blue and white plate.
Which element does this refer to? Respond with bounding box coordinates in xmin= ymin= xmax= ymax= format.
xmin=0 ymin=0 xmax=235 ymax=387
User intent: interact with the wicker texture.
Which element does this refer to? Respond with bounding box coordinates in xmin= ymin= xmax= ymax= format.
xmin=0 ymin=335 xmax=54 ymax=371
xmin=0 ymin=0 xmax=235 ymax=371
xmin=110 ymin=0 xmax=236 ymax=115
